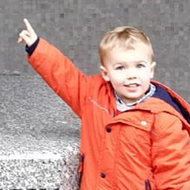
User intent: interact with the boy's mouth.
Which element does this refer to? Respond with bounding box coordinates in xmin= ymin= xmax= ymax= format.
xmin=125 ymin=83 xmax=140 ymax=87
xmin=124 ymin=83 xmax=140 ymax=92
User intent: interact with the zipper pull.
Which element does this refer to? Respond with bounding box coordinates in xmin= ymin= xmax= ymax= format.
xmin=145 ymin=179 xmax=152 ymax=190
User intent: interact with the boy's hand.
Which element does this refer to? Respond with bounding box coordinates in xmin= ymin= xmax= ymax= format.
xmin=17 ymin=18 xmax=38 ymax=47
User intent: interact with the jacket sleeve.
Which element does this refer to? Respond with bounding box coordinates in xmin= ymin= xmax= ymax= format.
xmin=27 ymin=38 xmax=88 ymax=118
xmin=152 ymin=112 xmax=190 ymax=189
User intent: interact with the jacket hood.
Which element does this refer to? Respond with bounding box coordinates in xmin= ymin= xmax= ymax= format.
xmin=151 ymin=80 xmax=190 ymax=133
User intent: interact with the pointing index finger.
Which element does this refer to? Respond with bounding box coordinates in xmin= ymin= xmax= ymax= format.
xmin=23 ymin=18 xmax=34 ymax=33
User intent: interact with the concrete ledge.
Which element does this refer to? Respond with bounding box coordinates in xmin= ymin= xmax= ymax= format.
xmin=0 ymin=135 xmax=80 ymax=190
xmin=0 ymin=75 xmax=80 ymax=190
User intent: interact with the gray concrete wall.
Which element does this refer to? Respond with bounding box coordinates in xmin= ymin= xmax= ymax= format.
xmin=1 ymin=0 xmax=190 ymax=102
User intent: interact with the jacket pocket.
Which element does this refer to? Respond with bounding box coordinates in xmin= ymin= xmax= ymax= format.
xmin=145 ymin=179 xmax=152 ymax=190
xmin=77 ymin=153 xmax=85 ymax=186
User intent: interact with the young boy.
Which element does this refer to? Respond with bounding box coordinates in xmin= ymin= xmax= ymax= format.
xmin=18 ymin=19 xmax=190 ymax=190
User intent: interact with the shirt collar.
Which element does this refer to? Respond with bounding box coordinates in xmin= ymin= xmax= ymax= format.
xmin=115 ymin=84 xmax=156 ymax=112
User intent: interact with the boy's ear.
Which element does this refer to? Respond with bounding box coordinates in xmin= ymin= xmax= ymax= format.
xmin=150 ymin=61 xmax=156 ymax=78
xmin=100 ymin=65 xmax=110 ymax=82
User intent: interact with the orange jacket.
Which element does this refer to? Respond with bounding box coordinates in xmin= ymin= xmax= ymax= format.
xmin=27 ymin=38 xmax=190 ymax=190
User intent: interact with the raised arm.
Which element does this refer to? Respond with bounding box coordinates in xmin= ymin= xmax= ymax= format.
xmin=18 ymin=19 xmax=88 ymax=118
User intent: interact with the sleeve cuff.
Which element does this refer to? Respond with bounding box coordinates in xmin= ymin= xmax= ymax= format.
xmin=25 ymin=37 xmax=40 ymax=56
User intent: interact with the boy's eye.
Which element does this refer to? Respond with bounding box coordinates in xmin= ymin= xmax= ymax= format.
xmin=115 ymin=66 xmax=125 ymax=70
xmin=136 ymin=64 xmax=145 ymax=68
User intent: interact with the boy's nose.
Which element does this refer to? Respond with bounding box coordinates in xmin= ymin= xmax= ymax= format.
xmin=126 ymin=69 xmax=137 ymax=79
xmin=127 ymin=75 xmax=137 ymax=79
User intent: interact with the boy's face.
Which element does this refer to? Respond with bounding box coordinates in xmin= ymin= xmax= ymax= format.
xmin=100 ymin=43 xmax=156 ymax=104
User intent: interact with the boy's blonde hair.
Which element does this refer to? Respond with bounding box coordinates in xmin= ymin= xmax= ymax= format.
xmin=99 ymin=26 xmax=154 ymax=65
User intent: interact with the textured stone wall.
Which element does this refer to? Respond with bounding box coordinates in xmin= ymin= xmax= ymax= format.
xmin=1 ymin=0 xmax=190 ymax=101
